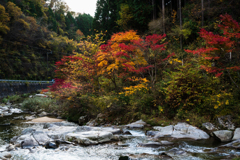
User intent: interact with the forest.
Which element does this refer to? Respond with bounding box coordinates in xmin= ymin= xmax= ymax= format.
xmin=0 ymin=0 xmax=92 ymax=80
xmin=1 ymin=0 xmax=240 ymax=124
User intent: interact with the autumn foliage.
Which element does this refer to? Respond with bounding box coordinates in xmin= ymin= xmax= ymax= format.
xmin=51 ymin=30 xmax=172 ymax=102
xmin=185 ymin=14 xmax=240 ymax=77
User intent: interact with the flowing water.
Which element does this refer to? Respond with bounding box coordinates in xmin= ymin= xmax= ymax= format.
xmin=0 ymin=113 xmax=240 ymax=160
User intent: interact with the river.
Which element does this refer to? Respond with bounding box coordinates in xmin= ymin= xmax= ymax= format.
xmin=0 ymin=110 xmax=240 ymax=159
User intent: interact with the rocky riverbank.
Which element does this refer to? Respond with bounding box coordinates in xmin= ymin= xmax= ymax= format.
xmin=1 ymin=100 xmax=240 ymax=159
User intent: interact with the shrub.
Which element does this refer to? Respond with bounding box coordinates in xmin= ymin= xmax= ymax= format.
xmin=21 ymin=97 xmax=57 ymax=112
xmin=164 ymin=62 xmax=232 ymax=119
xmin=8 ymin=94 xmax=21 ymax=103
xmin=2 ymin=98 xmax=8 ymax=103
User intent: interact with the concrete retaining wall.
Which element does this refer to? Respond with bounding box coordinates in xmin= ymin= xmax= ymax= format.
xmin=0 ymin=82 xmax=51 ymax=98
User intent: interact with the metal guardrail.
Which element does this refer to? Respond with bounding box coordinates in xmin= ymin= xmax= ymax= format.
xmin=0 ymin=79 xmax=54 ymax=83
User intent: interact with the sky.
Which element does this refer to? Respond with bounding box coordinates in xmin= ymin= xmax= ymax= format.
xmin=63 ymin=0 xmax=98 ymax=17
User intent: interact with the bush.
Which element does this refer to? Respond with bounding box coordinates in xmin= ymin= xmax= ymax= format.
xmin=164 ymin=62 xmax=232 ymax=119
xmin=8 ymin=94 xmax=21 ymax=103
xmin=2 ymin=98 xmax=8 ymax=103
xmin=21 ymin=97 xmax=57 ymax=112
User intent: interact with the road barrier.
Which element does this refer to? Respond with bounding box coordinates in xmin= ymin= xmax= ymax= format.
xmin=0 ymin=79 xmax=53 ymax=98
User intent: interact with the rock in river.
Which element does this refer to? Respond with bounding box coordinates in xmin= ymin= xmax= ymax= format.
xmin=232 ymin=128 xmax=240 ymax=141
xmin=126 ymin=120 xmax=147 ymax=129
xmin=147 ymin=122 xmax=209 ymax=140
xmin=65 ymin=131 xmax=113 ymax=145
xmin=213 ymin=130 xmax=233 ymax=142
xmin=220 ymin=138 xmax=240 ymax=149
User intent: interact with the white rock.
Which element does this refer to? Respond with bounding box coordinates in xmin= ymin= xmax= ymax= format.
xmin=126 ymin=120 xmax=147 ymax=129
xmin=202 ymin=122 xmax=217 ymax=131
xmin=25 ymin=115 xmax=36 ymax=120
xmin=151 ymin=123 xmax=209 ymax=140
xmin=153 ymin=125 xmax=174 ymax=138
xmin=19 ymin=135 xmax=39 ymax=148
xmin=38 ymin=111 xmax=48 ymax=117
xmin=47 ymin=126 xmax=78 ymax=139
xmin=233 ymin=128 xmax=240 ymax=141
xmin=32 ymin=131 xmax=52 ymax=145
xmin=213 ymin=130 xmax=233 ymax=142
xmin=0 ymin=106 xmax=9 ymax=111
xmin=221 ymin=138 xmax=240 ymax=149
xmin=66 ymin=131 xmax=113 ymax=145
xmin=2 ymin=112 xmax=12 ymax=116
xmin=10 ymin=108 xmax=22 ymax=114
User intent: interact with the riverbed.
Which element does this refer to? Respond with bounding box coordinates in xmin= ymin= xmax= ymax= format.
xmin=0 ymin=108 xmax=240 ymax=159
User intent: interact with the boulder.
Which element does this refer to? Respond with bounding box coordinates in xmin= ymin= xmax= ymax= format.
xmin=202 ymin=122 xmax=217 ymax=131
xmin=78 ymin=115 xmax=87 ymax=125
xmin=213 ymin=130 xmax=233 ymax=142
xmin=86 ymin=113 xmax=106 ymax=126
xmin=20 ymin=136 xmax=39 ymax=148
xmin=148 ymin=123 xmax=209 ymax=140
xmin=0 ymin=106 xmax=9 ymax=111
xmin=32 ymin=131 xmax=52 ymax=145
xmin=171 ymin=124 xmax=209 ymax=140
xmin=86 ymin=119 xmax=98 ymax=126
xmin=46 ymin=126 xmax=78 ymax=139
xmin=126 ymin=120 xmax=147 ymax=129
xmin=217 ymin=115 xmax=235 ymax=130
xmin=220 ymin=138 xmax=240 ymax=149
xmin=65 ymin=131 xmax=113 ymax=145
xmin=10 ymin=108 xmax=22 ymax=114
xmin=232 ymin=128 xmax=240 ymax=141
xmin=153 ymin=125 xmax=174 ymax=138
xmin=38 ymin=111 xmax=48 ymax=117
xmin=21 ymin=128 xmax=36 ymax=135
xmin=25 ymin=115 xmax=36 ymax=120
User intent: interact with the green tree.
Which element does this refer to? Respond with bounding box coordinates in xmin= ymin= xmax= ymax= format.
xmin=92 ymin=0 xmax=119 ymax=38
xmin=116 ymin=4 xmax=133 ymax=31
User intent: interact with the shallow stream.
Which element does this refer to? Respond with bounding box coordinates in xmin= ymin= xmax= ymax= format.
xmin=0 ymin=113 xmax=240 ymax=160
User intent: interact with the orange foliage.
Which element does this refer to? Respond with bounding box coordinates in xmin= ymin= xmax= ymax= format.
xmin=76 ymin=29 xmax=84 ymax=36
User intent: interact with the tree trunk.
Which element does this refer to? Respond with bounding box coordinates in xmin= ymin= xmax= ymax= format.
xmin=162 ymin=0 xmax=165 ymax=34
xmin=177 ymin=0 xmax=179 ymax=19
xmin=152 ymin=0 xmax=156 ymax=20
xmin=208 ymin=0 xmax=210 ymax=22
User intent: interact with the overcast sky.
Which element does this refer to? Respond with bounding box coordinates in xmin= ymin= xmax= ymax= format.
xmin=63 ymin=0 xmax=98 ymax=17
